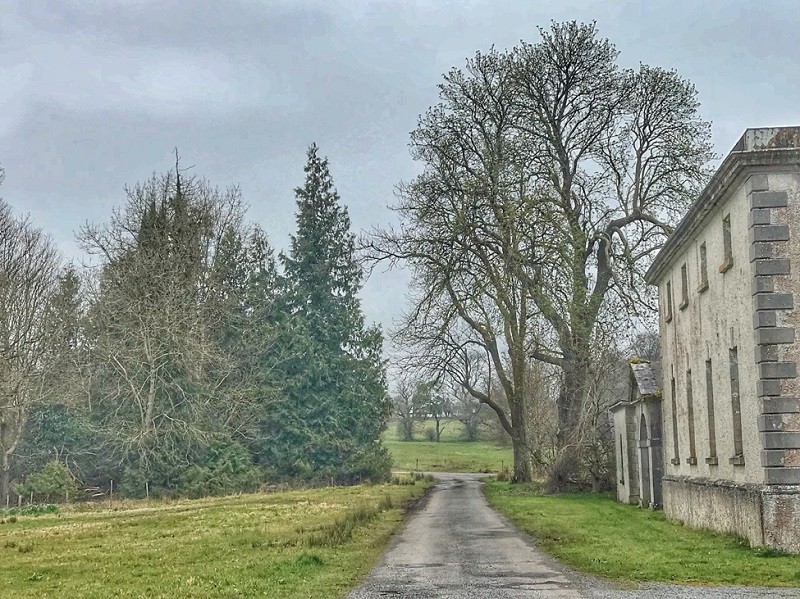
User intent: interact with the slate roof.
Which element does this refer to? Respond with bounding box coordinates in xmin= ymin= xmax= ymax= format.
xmin=630 ymin=361 xmax=659 ymax=397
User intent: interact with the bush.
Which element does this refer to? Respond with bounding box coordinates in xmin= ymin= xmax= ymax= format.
xmin=179 ymin=440 xmax=263 ymax=499
xmin=14 ymin=461 xmax=77 ymax=503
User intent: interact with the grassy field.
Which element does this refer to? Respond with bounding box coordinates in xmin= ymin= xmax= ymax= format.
xmin=385 ymin=419 xmax=514 ymax=473
xmin=0 ymin=480 xmax=429 ymax=599
xmin=485 ymin=482 xmax=800 ymax=587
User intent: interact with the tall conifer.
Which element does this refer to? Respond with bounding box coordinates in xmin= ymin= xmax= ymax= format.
xmin=267 ymin=145 xmax=389 ymax=482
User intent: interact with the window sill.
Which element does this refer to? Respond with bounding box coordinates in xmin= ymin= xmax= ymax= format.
xmin=719 ymin=258 xmax=733 ymax=274
xmin=678 ymin=299 xmax=689 ymax=311
xmin=665 ymin=313 xmax=673 ymax=324
xmin=687 ymin=456 xmax=697 ymax=465
xmin=729 ymin=455 xmax=746 ymax=466
xmin=705 ymin=456 xmax=719 ymax=466
xmin=697 ymin=281 xmax=709 ymax=293
xmin=670 ymin=458 xmax=681 ymax=465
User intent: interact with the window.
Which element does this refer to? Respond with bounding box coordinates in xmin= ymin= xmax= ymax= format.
xmin=664 ymin=282 xmax=674 ymax=323
xmin=686 ymin=370 xmax=697 ymax=464
xmin=698 ymin=243 xmax=709 ymax=292
xmin=705 ymin=359 xmax=718 ymax=465
xmin=679 ymin=264 xmax=689 ymax=310
xmin=729 ymin=347 xmax=745 ymax=465
xmin=719 ymin=215 xmax=733 ymax=273
xmin=670 ymin=375 xmax=680 ymax=465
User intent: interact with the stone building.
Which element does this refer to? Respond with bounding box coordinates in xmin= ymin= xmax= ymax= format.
xmin=610 ymin=362 xmax=663 ymax=509
xmin=643 ymin=126 xmax=800 ymax=552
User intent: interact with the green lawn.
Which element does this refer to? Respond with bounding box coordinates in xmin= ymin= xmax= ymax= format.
xmin=485 ymin=482 xmax=800 ymax=587
xmin=385 ymin=419 xmax=513 ymax=473
xmin=0 ymin=481 xmax=429 ymax=599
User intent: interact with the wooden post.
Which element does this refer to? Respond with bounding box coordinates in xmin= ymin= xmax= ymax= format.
xmin=29 ymin=491 xmax=33 ymax=505
xmin=110 ymin=480 xmax=113 ymax=507
xmin=145 ymin=482 xmax=149 ymax=499
xmin=5 ymin=494 xmax=8 ymax=508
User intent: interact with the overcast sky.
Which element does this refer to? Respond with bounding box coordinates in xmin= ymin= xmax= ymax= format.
xmin=2 ymin=0 xmax=800 ymax=343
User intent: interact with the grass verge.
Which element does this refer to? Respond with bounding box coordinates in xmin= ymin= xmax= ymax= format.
xmin=484 ymin=481 xmax=800 ymax=587
xmin=0 ymin=482 xmax=429 ymax=599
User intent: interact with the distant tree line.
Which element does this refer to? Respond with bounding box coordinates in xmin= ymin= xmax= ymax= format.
xmin=0 ymin=146 xmax=390 ymax=501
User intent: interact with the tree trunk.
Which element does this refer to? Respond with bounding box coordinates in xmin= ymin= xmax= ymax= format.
xmin=1 ymin=455 xmax=10 ymax=500
xmin=509 ymin=397 xmax=533 ymax=483
xmin=556 ymin=357 xmax=590 ymax=447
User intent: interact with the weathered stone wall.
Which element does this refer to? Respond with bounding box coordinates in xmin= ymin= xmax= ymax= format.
xmin=659 ymin=176 xmax=762 ymax=484
xmin=663 ymin=475 xmax=764 ymax=547
xmin=762 ymin=487 xmax=800 ymax=552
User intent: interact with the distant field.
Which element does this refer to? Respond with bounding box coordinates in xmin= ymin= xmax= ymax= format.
xmin=385 ymin=418 xmax=514 ymax=473
xmin=0 ymin=482 xmax=429 ymax=599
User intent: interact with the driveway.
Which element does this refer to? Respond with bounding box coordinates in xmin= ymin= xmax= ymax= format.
xmin=348 ymin=473 xmax=800 ymax=599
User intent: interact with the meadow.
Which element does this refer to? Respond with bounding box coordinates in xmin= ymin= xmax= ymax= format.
xmin=383 ymin=418 xmax=514 ymax=473
xmin=0 ymin=480 xmax=429 ymax=599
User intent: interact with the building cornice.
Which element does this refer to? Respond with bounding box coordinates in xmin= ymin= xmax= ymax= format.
xmin=645 ymin=132 xmax=800 ymax=285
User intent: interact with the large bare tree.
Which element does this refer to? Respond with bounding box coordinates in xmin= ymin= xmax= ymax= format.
xmin=0 ymin=188 xmax=61 ymax=497
xmin=367 ymin=22 xmax=713 ymax=483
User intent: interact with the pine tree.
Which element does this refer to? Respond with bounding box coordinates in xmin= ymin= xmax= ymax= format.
xmin=265 ymin=144 xmax=390 ymax=482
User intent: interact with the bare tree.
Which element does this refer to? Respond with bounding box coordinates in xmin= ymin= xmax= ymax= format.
xmin=79 ymin=167 xmax=248 ymax=480
xmin=366 ymin=22 xmax=712 ymax=483
xmin=392 ymin=375 xmax=418 ymax=441
xmin=510 ymin=22 xmax=713 ymax=451
xmin=0 ymin=195 xmax=61 ymax=497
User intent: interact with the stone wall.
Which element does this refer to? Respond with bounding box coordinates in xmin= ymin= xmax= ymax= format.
xmin=663 ymin=475 xmax=764 ymax=547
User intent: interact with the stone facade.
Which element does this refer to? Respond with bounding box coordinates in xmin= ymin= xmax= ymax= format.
xmin=642 ymin=126 xmax=800 ymax=552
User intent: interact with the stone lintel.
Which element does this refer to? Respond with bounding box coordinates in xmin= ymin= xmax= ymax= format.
xmin=749 ymin=208 xmax=772 ymax=228
xmin=746 ymin=174 xmax=770 ymax=195
xmin=759 ymin=413 xmax=800 ymax=432
xmin=761 ymin=431 xmax=800 ymax=449
xmin=750 ymin=242 xmax=774 ymax=262
xmin=752 ymin=276 xmax=775 ymax=296
xmin=761 ymin=396 xmax=800 ymax=413
xmin=750 ymin=224 xmax=790 ymax=243
xmin=762 ymin=449 xmax=792 ymax=467
xmin=754 ymin=292 xmax=794 ymax=311
xmin=755 ymin=345 xmax=779 ymax=363
xmin=758 ymin=379 xmax=783 ymax=397
xmin=750 ymin=191 xmax=789 ymax=209
xmin=755 ymin=327 xmax=795 ymax=345
xmin=759 ymin=362 xmax=798 ymax=379
xmin=754 ymin=259 xmax=791 ymax=276
xmin=754 ymin=311 xmax=778 ymax=329
xmin=764 ymin=467 xmax=800 ymax=485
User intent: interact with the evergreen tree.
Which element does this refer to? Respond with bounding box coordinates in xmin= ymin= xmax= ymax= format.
xmin=264 ymin=145 xmax=390 ymax=482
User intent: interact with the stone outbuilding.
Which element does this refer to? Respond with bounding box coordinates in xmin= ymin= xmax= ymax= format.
xmin=610 ymin=361 xmax=663 ymax=509
xmin=642 ymin=126 xmax=800 ymax=552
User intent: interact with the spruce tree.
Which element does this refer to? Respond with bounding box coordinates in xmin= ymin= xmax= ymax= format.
xmin=266 ymin=144 xmax=390 ymax=482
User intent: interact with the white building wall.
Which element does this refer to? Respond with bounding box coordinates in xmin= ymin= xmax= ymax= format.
xmin=659 ymin=178 xmax=762 ymax=484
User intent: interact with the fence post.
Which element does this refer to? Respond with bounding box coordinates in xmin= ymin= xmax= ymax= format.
xmin=110 ymin=480 xmax=113 ymax=508
xmin=145 ymin=482 xmax=149 ymax=499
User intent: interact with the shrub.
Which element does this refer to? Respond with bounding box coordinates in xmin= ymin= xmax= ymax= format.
xmin=179 ymin=440 xmax=263 ymax=499
xmin=13 ymin=461 xmax=77 ymax=503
